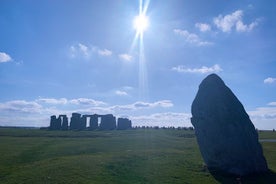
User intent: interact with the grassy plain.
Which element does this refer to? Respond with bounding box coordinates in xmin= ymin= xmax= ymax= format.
xmin=0 ymin=128 xmax=276 ymax=184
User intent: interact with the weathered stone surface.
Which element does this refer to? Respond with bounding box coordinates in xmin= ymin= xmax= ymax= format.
xmin=80 ymin=116 xmax=87 ymax=130
xmin=191 ymin=74 xmax=268 ymax=176
xmin=49 ymin=115 xmax=57 ymax=130
xmin=60 ymin=115 xmax=68 ymax=130
xmin=70 ymin=113 xmax=81 ymax=130
xmin=99 ymin=114 xmax=116 ymax=130
xmin=117 ymin=118 xmax=132 ymax=130
xmin=89 ymin=114 xmax=98 ymax=130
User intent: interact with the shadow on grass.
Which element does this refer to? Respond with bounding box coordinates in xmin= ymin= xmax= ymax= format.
xmin=210 ymin=169 xmax=276 ymax=184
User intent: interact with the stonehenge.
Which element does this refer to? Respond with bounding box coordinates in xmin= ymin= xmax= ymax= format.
xmin=50 ymin=115 xmax=68 ymax=130
xmin=49 ymin=113 xmax=132 ymax=131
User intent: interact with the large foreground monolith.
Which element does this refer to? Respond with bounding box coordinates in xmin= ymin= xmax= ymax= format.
xmin=191 ymin=74 xmax=268 ymax=176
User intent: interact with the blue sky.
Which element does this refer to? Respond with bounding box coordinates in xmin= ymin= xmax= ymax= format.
xmin=0 ymin=0 xmax=276 ymax=129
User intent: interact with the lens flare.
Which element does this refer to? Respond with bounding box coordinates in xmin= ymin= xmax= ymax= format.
xmin=130 ymin=0 xmax=150 ymax=100
xmin=133 ymin=14 xmax=149 ymax=34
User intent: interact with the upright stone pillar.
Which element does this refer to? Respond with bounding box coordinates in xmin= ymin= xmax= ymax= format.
xmin=89 ymin=114 xmax=98 ymax=130
xmin=191 ymin=74 xmax=268 ymax=176
xmin=70 ymin=113 xmax=81 ymax=130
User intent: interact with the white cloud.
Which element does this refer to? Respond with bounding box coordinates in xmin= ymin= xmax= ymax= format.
xmin=152 ymin=100 xmax=174 ymax=108
xmin=236 ymin=20 xmax=258 ymax=32
xmin=36 ymin=98 xmax=68 ymax=105
xmin=172 ymin=64 xmax=222 ymax=74
xmin=248 ymin=106 xmax=276 ymax=130
xmin=264 ymin=77 xmax=276 ymax=84
xmin=115 ymin=90 xmax=128 ymax=96
xmin=195 ymin=23 xmax=211 ymax=32
xmin=69 ymin=98 xmax=106 ymax=106
xmin=78 ymin=43 xmax=89 ymax=56
xmin=214 ymin=10 xmax=242 ymax=32
xmin=0 ymin=98 xmax=177 ymax=127
xmin=98 ymin=49 xmax=112 ymax=56
xmin=133 ymin=100 xmax=173 ymax=109
xmin=131 ymin=112 xmax=192 ymax=127
xmin=268 ymin=102 xmax=276 ymax=106
xmin=1 ymin=97 xmax=276 ymax=130
xmin=249 ymin=107 xmax=276 ymax=119
xmin=36 ymin=97 xmax=106 ymax=106
xmin=174 ymin=29 xmax=213 ymax=46
xmin=0 ymin=100 xmax=42 ymax=113
xmin=112 ymin=100 xmax=173 ymax=111
xmin=0 ymin=52 xmax=12 ymax=63
xmin=119 ymin=54 xmax=133 ymax=61
xmin=213 ymin=10 xmax=258 ymax=33
xmin=70 ymin=43 xmax=90 ymax=58
xmin=69 ymin=43 xmax=113 ymax=58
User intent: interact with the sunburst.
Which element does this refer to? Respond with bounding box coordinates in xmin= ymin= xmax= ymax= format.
xmin=131 ymin=0 xmax=150 ymax=100
xmin=133 ymin=13 xmax=149 ymax=35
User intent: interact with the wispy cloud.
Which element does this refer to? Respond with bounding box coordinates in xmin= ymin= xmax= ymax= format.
xmin=174 ymin=29 xmax=213 ymax=46
xmin=268 ymin=102 xmax=276 ymax=106
xmin=236 ymin=20 xmax=258 ymax=32
xmin=115 ymin=90 xmax=128 ymax=96
xmin=36 ymin=98 xmax=68 ymax=105
xmin=264 ymin=77 xmax=276 ymax=84
xmin=37 ymin=97 xmax=106 ymax=106
xmin=70 ymin=43 xmax=90 ymax=58
xmin=250 ymin=107 xmax=276 ymax=119
xmin=98 ymin=49 xmax=112 ymax=56
xmin=135 ymin=100 xmax=173 ymax=108
xmin=1 ymin=98 xmax=274 ymax=129
xmin=0 ymin=100 xmax=42 ymax=113
xmin=248 ymin=104 xmax=276 ymax=130
xmin=213 ymin=10 xmax=258 ymax=33
xmin=78 ymin=43 xmax=89 ymax=56
xmin=195 ymin=23 xmax=211 ymax=32
xmin=112 ymin=100 xmax=173 ymax=111
xmin=119 ymin=54 xmax=133 ymax=61
xmin=172 ymin=64 xmax=222 ymax=74
xmin=69 ymin=98 xmax=106 ymax=106
xmin=131 ymin=112 xmax=191 ymax=127
xmin=0 ymin=52 xmax=12 ymax=63
xmin=0 ymin=98 xmax=176 ymax=127
xmin=69 ymin=43 xmax=112 ymax=58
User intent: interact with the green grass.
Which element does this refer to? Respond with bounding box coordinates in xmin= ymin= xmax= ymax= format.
xmin=0 ymin=128 xmax=276 ymax=184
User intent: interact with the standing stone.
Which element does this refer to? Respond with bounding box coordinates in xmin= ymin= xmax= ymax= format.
xmin=191 ymin=74 xmax=268 ymax=176
xmin=50 ymin=115 xmax=57 ymax=130
xmin=80 ymin=116 xmax=87 ymax=130
xmin=61 ymin=115 xmax=69 ymax=130
xmin=56 ymin=116 xmax=62 ymax=130
xmin=117 ymin=118 xmax=132 ymax=130
xmin=89 ymin=114 xmax=98 ymax=130
xmin=70 ymin=113 xmax=81 ymax=130
xmin=99 ymin=114 xmax=116 ymax=130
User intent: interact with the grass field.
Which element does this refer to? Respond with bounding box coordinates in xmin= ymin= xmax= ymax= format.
xmin=0 ymin=128 xmax=276 ymax=184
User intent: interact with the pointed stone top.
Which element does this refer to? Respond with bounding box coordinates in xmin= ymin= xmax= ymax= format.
xmin=199 ymin=73 xmax=225 ymax=89
xmin=191 ymin=73 xmax=268 ymax=175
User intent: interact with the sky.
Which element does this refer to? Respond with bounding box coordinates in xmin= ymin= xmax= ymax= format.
xmin=0 ymin=0 xmax=276 ymax=129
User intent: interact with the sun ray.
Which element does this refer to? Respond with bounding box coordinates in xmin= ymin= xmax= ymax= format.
xmin=129 ymin=0 xmax=150 ymax=100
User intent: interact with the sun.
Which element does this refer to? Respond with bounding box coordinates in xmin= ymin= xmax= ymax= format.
xmin=133 ymin=14 xmax=149 ymax=34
